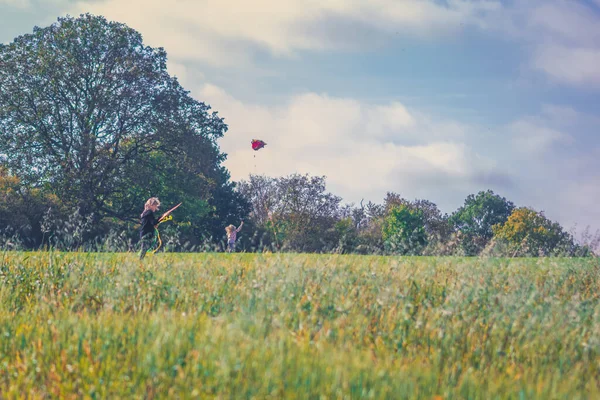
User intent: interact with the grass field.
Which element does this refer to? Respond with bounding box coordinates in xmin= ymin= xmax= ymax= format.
xmin=0 ymin=252 xmax=598 ymax=399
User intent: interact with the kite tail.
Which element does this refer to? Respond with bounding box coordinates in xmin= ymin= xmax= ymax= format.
xmin=151 ymin=228 xmax=162 ymax=254
xmin=150 ymin=215 xmax=173 ymax=254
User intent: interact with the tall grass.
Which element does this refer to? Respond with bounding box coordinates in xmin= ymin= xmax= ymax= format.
xmin=0 ymin=252 xmax=598 ymax=398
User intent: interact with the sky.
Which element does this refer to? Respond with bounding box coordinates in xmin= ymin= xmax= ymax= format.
xmin=1 ymin=0 xmax=600 ymax=235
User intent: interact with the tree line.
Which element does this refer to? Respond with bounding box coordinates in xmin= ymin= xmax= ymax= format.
xmin=1 ymin=165 xmax=596 ymax=256
xmin=237 ymin=175 xmax=596 ymax=256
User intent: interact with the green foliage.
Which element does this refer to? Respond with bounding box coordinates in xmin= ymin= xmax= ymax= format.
xmin=384 ymin=193 xmax=452 ymax=251
xmin=0 ymin=252 xmax=598 ymax=398
xmin=450 ymin=190 xmax=515 ymax=255
xmin=382 ymin=205 xmax=427 ymax=255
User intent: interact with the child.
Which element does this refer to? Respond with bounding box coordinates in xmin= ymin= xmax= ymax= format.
xmin=225 ymin=220 xmax=243 ymax=252
xmin=139 ymin=197 xmax=161 ymax=260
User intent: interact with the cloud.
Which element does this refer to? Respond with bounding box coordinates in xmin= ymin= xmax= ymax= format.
xmin=1 ymin=0 xmax=75 ymax=10
xmin=510 ymin=119 xmax=571 ymax=155
xmin=493 ymin=103 xmax=600 ymax=230
xmin=532 ymin=45 xmax=600 ymax=86
xmin=515 ymin=1 xmax=600 ymax=87
xmin=167 ymin=61 xmax=204 ymax=86
xmin=421 ymin=0 xmax=600 ymax=88
xmin=200 ymin=84 xmax=506 ymax=205
xmin=69 ymin=0 xmax=501 ymax=66
xmin=0 ymin=0 xmax=31 ymax=8
xmin=528 ymin=2 xmax=600 ymax=47
xmin=36 ymin=0 xmax=600 ymax=88
xmin=557 ymin=180 xmax=600 ymax=229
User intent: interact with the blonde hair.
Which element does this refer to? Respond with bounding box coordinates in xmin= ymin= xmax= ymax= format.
xmin=141 ymin=197 xmax=160 ymax=217
xmin=225 ymin=224 xmax=236 ymax=233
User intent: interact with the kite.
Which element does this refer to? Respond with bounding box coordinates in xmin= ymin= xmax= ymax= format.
xmin=251 ymin=139 xmax=267 ymax=151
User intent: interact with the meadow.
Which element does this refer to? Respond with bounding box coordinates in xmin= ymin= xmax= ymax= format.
xmin=0 ymin=252 xmax=598 ymax=399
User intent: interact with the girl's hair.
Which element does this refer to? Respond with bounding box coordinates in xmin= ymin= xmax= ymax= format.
xmin=141 ymin=197 xmax=160 ymax=217
xmin=225 ymin=224 xmax=235 ymax=233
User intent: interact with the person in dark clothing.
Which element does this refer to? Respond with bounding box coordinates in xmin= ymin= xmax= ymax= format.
xmin=139 ymin=197 xmax=161 ymax=260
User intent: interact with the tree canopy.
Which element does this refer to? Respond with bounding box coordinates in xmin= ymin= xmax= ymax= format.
xmin=492 ymin=207 xmax=582 ymax=256
xmin=0 ymin=14 xmax=228 ymax=219
xmin=449 ymin=190 xmax=515 ymax=255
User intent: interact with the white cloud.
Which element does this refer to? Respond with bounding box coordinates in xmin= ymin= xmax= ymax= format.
xmin=69 ymin=0 xmax=501 ymax=66
xmin=167 ymin=61 xmax=205 ymax=87
xmin=437 ymin=0 xmax=600 ymax=87
xmin=517 ymin=1 xmax=600 ymax=86
xmin=510 ymin=119 xmax=571 ymax=154
xmin=532 ymin=45 xmax=600 ymax=86
xmin=528 ymin=2 xmax=600 ymax=46
xmin=167 ymin=61 xmax=189 ymax=84
xmin=546 ymin=177 xmax=600 ymax=236
xmin=508 ymin=104 xmax=582 ymax=156
xmin=36 ymin=0 xmax=600 ymax=87
xmin=64 ymin=0 xmax=600 ymax=87
xmin=366 ymin=102 xmax=415 ymax=139
xmin=199 ymin=84 xmax=503 ymax=204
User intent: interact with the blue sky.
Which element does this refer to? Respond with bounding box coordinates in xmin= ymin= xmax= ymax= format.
xmin=2 ymin=0 xmax=600 ymax=235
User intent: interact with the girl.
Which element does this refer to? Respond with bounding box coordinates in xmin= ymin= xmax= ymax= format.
xmin=139 ymin=197 xmax=160 ymax=260
xmin=225 ymin=220 xmax=243 ymax=252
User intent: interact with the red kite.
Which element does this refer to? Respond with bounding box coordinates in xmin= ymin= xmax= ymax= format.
xmin=251 ymin=139 xmax=267 ymax=151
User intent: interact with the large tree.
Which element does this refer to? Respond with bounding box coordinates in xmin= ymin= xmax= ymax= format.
xmin=492 ymin=207 xmax=582 ymax=257
xmin=449 ymin=190 xmax=515 ymax=255
xmin=238 ymin=174 xmax=342 ymax=252
xmin=0 ymin=14 xmax=232 ymax=230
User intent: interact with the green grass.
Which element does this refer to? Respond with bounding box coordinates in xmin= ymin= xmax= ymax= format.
xmin=0 ymin=252 xmax=598 ymax=399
